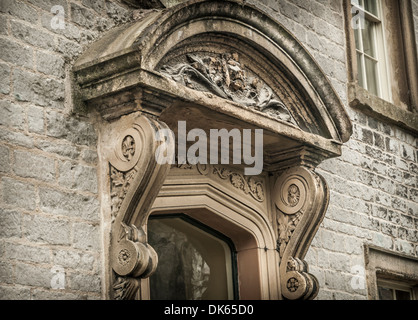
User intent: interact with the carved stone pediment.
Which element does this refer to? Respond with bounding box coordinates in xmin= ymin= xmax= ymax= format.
xmin=160 ymin=52 xmax=296 ymax=125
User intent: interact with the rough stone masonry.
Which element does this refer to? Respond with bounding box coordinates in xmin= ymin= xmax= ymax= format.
xmin=0 ymin=0 xmax=417 ymax=300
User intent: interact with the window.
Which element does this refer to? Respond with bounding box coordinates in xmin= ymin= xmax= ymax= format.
xmin=351 ymin=0 xmax=391 ymax=100
xmin=364 ymin=246 xmax=418 ymax=300
xmin=345 ymin=0 xmax=418 ymax=133
xmin=147 ymin=215 xmax=238 ymax=300
xmin=377 ymin=278 xmax=418 ymax=300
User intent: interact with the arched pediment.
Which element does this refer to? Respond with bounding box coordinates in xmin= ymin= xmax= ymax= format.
xmin=74 ymin=0 xmax=352 ymax=161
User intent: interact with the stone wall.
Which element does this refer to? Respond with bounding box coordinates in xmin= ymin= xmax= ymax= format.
xmin=0 ymin=0 xmax=135 ymax=300
xmin=0 ymin=0 xmax=417 ymax=300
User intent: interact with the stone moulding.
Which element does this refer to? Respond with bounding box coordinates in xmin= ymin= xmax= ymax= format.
xmin=73 ymin=0 xmax=352 ymax=300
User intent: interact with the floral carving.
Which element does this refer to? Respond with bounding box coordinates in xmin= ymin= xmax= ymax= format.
xmin=213 ymin=166 xmax=265 ymax=202
xmin=277 ymin=211 xmax=302 ymax=258
xmin=110 ymin=166 xmax=137 ymax=222
xmin=160 ymin=53 xmax=296 ymax=124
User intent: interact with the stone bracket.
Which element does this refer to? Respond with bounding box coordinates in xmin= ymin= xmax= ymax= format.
xmin=106 ymin=114 xmax=174 ymax=299
xmin=273 ymin=165 xmax=329 ymax=300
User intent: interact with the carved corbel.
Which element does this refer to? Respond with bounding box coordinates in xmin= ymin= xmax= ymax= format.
xmin=273 ymin=166 xmax=329 ymax=300
xmin=107 ymin=115 xmax=174 ymax=300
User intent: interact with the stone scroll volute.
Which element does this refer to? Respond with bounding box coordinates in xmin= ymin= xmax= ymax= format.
xmin=106 ymin=115 xmax=174 ymax=300
xmin=273 ymin=166 xmax=329 ymax=300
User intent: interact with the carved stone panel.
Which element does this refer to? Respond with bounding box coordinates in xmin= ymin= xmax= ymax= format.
xmin=160 ymin=52 xmax=297 ymax=125
xmin=272 ymin=166 xmax=329 ymax=300
xmin=107 ymin=115 xmax=175 ymax=300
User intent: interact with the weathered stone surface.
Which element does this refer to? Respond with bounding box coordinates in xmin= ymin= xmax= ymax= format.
xmin=58 ymin=161 xmax=98 ymax=193
xmin=13 ymin=69 xmax=65 ymax=108
xmin=39 ymin=187 xmax=99 ymax=221
xmin=0 ymin=145 xmax=10 ymax=173
xmin=52 ymin=249 xmax=96 ymax=271
xmin=72 ymin=222 xmax=100 ymax=251
xmin=46 ymin=110 xmax=97 ymax=146
xmin=27 ymin=106 xmax=45 ymax=134
xmin=1 ymin=178 xmax=37 ymax=210
xmin=36 ymin=51 xmax=65 ymax=79
xmin=0 ymin=208 xmax=21 ymax=238
xmin=0 ymin=62 xmax=11 ymax=94
xmin=0 ymin=38 xmax=33 ymax=69
xmin=4 ymin=243 xmax=50 ymax=264
xmin=14 ymin=150 xmax=56 ymax=182
xmin=23 ymin=214 xmax=71 ymax=245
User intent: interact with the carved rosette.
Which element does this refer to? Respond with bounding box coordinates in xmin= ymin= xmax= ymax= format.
xmin=108 ymin=116 xmax=174 ymax=300
xmin=273 ymin=166 xmax=329 ymax=300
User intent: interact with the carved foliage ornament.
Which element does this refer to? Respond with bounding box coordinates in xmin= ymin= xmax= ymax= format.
xmin=108 ymin=116 xmax=174 ymax=300
xmin=273 ymin=166 xmax=328 ymax=300
xmin=160 ymin=52 xmax=296 ymax=124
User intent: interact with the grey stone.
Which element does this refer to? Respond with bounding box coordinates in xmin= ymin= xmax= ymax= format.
xmin=23 ymin=214 xmax=71 ymax=245
xmin=0 ymin=0 xmax=39 ymax=23
xmin=27 ymin=0 xmax=68 ymax=11
xmin=36 ymin=51 xmax=65 ymax=78
xmin=72 ymin=222 xmax=100 ymax=251
xmin=1 ymin=177 xmax=37 ymax=210
xmin=39 ymin=187 xmax=99 ymax=221
xmin=10 ymin=20 xmax=55 ymax=50
xmin=0 ymin=128 xmax=34 ymax=148
xmin=41 ymin=12 xmax=81 ymax=41
xmin=81 ymin=149 xmax=98 ymax=164
xmin=15 ymin=263 xmax=53 ymax=288
xmin=0 ymin=145 xmax=10 ymax=173
xmin=106 ymin=0 xmax=131 ymax=24
xmin=36 ymin=139 xmax=80 ymax=159
xmin=0 ymin=100 xmax=26 ymax=130
xmin=0 ymin=62 xmax=11 ymax=94
xmin=14 ymin=150 xmax=56 ymax=182
xmin=0 ymin=18 xmax=8 ymax=36
xmin=13 ymin=69 xmax=64 ymax=108
xmin=46 ymin=110 xmax=97 ymax=146
xmin=0 ymin=37 xmax=33 ymax=68
xmin=0 ymin=261 xmax=15 ymax=284
xmin=55 ymin=37 xmax=83 ymax=60
xmin=0 ymin=286 xmax=31 ymax=300
xmin=68 ymin=272 xmax=101 ymax=292
xmin=4 ymin=242 xmax=50 ymax=264
xmin=71 ymin=3 xmax=97 ymax=29
xmin=52 ymin=249 xmax=96 ymax=271
xmin=0 ymin=208 xmax=21 ymax=238
xmin=58 ymin=160 xmax=98 ymax=193
xmin=27 ymin=105 xmax=45 ymax=134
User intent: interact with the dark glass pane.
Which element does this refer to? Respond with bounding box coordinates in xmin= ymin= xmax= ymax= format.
xmin=364 ymin=56 xmax=379 ymax=96
xmin=361 ymin=19 xmax=376 ymax=58
xmin=148 ymin=217 xmax=234 ymax=300
xmin=378 ymin=286 xmax=394 ymax=300
xmin=395 ymin=290 xmax=411 ymax=300
xmin=364 ymin=0 xmax=378 ymax=16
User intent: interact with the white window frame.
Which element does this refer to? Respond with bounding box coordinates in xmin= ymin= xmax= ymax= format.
xmin=377 ymin=278 xmax=418 ymax=300
xmin=351 ymin=0 xmax=392 ymax=102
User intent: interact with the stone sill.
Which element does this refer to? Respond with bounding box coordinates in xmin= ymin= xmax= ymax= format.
xmin=348 ymin=83 xmax=418 ymax=134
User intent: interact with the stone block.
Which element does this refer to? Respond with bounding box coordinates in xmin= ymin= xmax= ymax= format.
xmin=23 ymin=214 xmax=71 ymax=245
xmin=36 ymin=51 xmax=65 ymax=78
xmin=39 ymin=187 xmax=99 ymax=221
xmin=0 ymin=208 xmax=21 ymax=238
xmin=14 ymin=150 xmax=56 ymax=182
xmin=0 ymin=145 xmax=10 ymax=173
xmin=13 ymin=69 xmax=64 ymax=108
xmin=58 ymin=161 xmax=98 ymax=193
xmin=1 ymin=177 xmax=37 ymax=210
xmin=72 ymin=222 xmax=100 ymax=251
xmin=4 ymin=242 xmax=50 ymax=264
xmin=0 ymin=37 xmax=33 ymax=69
xmin=0 ymin=62 xmax=11 ymax=94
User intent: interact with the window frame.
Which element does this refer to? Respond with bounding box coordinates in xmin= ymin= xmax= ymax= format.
xmin=344 ymin=0 xmax=418 ymax=134
xmin=377 ymin=278 xmax=418 ymax=300
xmin=352 ymin=0 xmax=392 ymax=101
xmin=364 ymin=245 xmax=418 ymax=300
